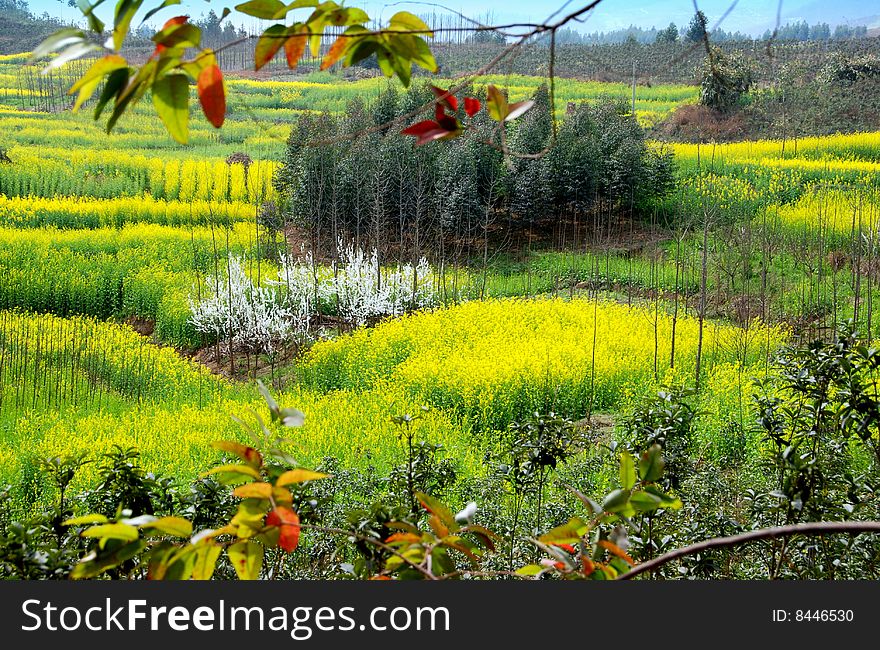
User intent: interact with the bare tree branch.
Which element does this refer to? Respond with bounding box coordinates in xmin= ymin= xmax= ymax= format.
xmin=617 ymin=521 xmax=880 ymax=580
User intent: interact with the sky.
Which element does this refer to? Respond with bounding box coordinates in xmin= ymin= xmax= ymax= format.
xmin=24 ymin=0 xmax=880 ymax=35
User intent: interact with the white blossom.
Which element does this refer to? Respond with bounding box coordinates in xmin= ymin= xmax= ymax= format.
xmin=189 ymin=241 xmax=438 ymax=352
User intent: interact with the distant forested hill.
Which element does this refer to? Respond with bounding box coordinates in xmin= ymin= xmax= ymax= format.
xmin=0 ymin=0 xmax=67 ymax=54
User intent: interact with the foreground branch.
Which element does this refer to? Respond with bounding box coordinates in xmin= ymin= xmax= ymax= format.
xmin=617 ymin=521 xmax=880 ymax=580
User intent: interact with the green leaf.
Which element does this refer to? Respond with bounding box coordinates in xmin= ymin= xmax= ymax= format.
xmin=78 ymin=0 xmax=107 ymax=33
xmin=639 ymin=444 xmax=665 ymax=483
xmin=234 ymin=482 xmax=274 ymax=499
xmin=152 ymin=22 xmax=201 ymax=49
xmin=93 ymin=67 xmax=129 ymax=120
xmin=345 ymin=38 xmax=378 ymax=67
xmin=411 ymin=36 xmax=437 ymax=73
xmin=70 ymin=54 xmax=128 ymax=94
xmin=256 ymin=381 xmax=278 ymax=412
xmin=64 ymin=513 xmax=108 ymax=526
xmin=192 ymin=543 xmax=222 ymax=580
xmin=236 ymin=0 xmax=287 ymax=19
xmin=643 ymin=485 xmax=683 ymax=510
xmin=113 ymin=0 xmax=145 ymax=51
xmin=104 ymin=56 xmax=156 ymax=132
xmin=202 ymin=463 xmax=261 ymax=483
xmin=142 ymin=0 xmax=181 ymax=24
xmin=163 ymin=546 xmax=197 ymax=580
xmin=609 ymin=556 xmax=631 ymax=576
xmin=276 ymin=469 xmax=329 ymax=486
xmin=566 ymin=485 xmax=603 ymax=514
xmin=81 ymin=523 xmax=139 ymax=542
xmin=152 ymin=73 xmax=190 ymax=144
xmin=516 ymin=564 xmax=545 ymax=576
xmin=388 ymin=11 xmax=432 ymax=35
xmin=629 ymin=490 xmax=662 ymax=513
xmin=70 ymin=540 xmax=146 ymax=579
xmin=339 ymin=7 xmax=369 ymax=25
xmin=387 ymin=49 xmax=411 ymax=87
xmin=105 ymin=89 xmax=137 ymax=132
xmin=70 ymin=55 xmax=128 ymax=111
xmin=375 ymin=47 xmax=395 ymax=78
xmin=619 ymin=451 xmax=636 ymax=490
xmin=146 ymin=541 xmax=176 ymax=579
xmin=142 ymin=516 xmax=193 ymax=537
xmin=228 ymin=540 xmax=263 ymax=580
xmin=486 ymin=84 xmax=508 ymax=121
xmin=601 ymin=488 xmax=630 ymax=514
xmin=29 ymin=28 xmax=87 ymax=63
xmin=231 ymin=498 xmax=269 ymax=538
xmin=537 ymin=517 xmax=588 ymax=544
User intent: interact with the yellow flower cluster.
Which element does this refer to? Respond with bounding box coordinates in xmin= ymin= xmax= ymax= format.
xmin=671 ymin=132 xmax=880 ymax=163
xmin=681 ymin=173 xmax=759 ymax=210
xmin=0 ymin=194 xmax=254 ymax=228
xmin=303 ymin=297 xmax=787 ymax=431
xmin=0 ymin=146 xmax=277 ymax=203
xmin=0 ymin=310 xmax=224 ymax=416
xmin=767 ymin=188 xmax=880 ymax=239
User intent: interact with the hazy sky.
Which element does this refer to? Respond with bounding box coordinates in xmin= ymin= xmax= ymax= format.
xmin=24 ymin=0 xmax=880 ymax=35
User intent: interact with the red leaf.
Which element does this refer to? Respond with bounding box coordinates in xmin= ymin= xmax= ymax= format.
xmin=436 ymin=113 xmax=460 ymax=131
xmin=464 ymin=97 xmax=481 ymax=117
xmin=197 ymin=64 xmax=225 ymax=128
xmin=284 ymin=31 xmax=307 ymax=68
xmin=320 ymin=35 xmax=348 ymax=71
xmin=401 ymin=119 xmax=461 ymax=145
xmin=430 ymin=85 xmax=458 ymax=111
xmin=266 ymin=507 xmax=300 ymax=552
xmin=416 ymin=128 xmax=457 ymax=146
xmin=553 ymin=543 xmax=576 ymax=554
xmin=385 ymin=532 xmax=421 ymax=544
xmin=161 ymin=15 xmax=189 ymax=31
xmin=597 ymin=539 xmax=635 ymax=566
xmin=401 ymin=119 xmax=441 ymax=136
xmin=153 ymin=16 xmax=191 ymax=57
xmin=255 ymin=26 xmax=286 ymax=70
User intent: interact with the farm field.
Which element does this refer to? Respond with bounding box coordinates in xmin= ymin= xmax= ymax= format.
xmin=1 ymin=7 xmax=879 ymax=582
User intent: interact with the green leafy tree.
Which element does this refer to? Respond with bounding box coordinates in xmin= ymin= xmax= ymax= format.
xmin=699 ymin=47 xmax=753 ymax=113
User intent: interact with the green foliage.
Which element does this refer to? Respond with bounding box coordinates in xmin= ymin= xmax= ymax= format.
xmin=655 ymin=23 xmax=679 ymax=44
xmin=618 ymin=388 xmax=698 ymax=489
xmin=819 ymin=54 xmax=880 ymax=86
xmin=30 ymin=2 xmax=436 ymax=143
xmin=745 ymin=322 xmax=880 ymax=577
xmin=684 ymin=10 xmax=708 ymax=44
xmin=519 ymin=446 xmax=681 ymax=580
xmin=276 ymin=85 xmax=673 ymax=250
xmin=699 ymin=47 xmax=754 ymax=113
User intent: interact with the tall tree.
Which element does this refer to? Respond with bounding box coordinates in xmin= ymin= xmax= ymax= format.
xmin=684 ymin=10 xmax=709 ymax=43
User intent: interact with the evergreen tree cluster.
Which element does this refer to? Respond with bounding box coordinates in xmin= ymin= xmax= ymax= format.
xmin=274 ymin=83 xmax=674 ymax=259
xmin=761 ymin=21 xmax=868 ymax=42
